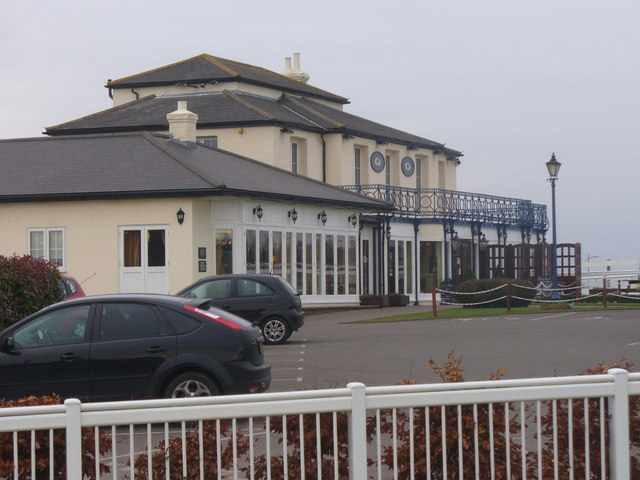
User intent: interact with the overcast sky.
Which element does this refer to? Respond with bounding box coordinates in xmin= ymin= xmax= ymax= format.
xmin=2 ymin=1 xmax=639 ymax=262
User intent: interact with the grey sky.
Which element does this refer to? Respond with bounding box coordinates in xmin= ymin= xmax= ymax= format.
xmin=2 ymin=1 xmax=638 ymax=260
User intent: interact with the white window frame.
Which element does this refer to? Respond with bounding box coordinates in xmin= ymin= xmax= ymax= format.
xmin=27 ymin=228 xmax=66 ymax=271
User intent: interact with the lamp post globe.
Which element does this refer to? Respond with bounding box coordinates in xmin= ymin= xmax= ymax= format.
xmin=546 ymin=153 xmax=561 ymax=301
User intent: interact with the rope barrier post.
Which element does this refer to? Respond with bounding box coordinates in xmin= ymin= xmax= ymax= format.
xmin=506 ymin=283 xmax=512 ymax=312
xmin=432 ymin=287 xmax=437 ymax=317
xmin=603 ymin=278 xmax=608 ymax=308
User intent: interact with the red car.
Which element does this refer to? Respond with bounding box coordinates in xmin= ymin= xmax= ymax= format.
xmin=60 ymin=275 xmax=86 ymax=300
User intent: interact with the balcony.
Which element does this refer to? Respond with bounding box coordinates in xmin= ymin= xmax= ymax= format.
xmin=341 ymin=184 xmax=549 ymax=232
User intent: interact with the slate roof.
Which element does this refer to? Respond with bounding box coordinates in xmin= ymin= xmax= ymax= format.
xmin=0 ymin=132 xmax=392 ymax=211
xmin=46 ymin=92 xmax=462 ymax=157
xmin=107 ymin=54 xmax=349 ymax=105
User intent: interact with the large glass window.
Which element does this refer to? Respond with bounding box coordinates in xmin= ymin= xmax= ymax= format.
xmin=291 ymin=142 xmax=299 ymax=174
xmin=215 ymin=229 xmax=233 ymax=274
xmin=246 ymin=230 xmax=256 ymax=273
xmin=316 ymin=234 xmax=322 ymax=295
xmin=305 ymin=233 xmax=313 ymax=295
xmin=337 ymin=235 xmax=346 ymax=295
xmin=361 ymin=239 xmax=370 ymax=295
xmin=407 ymin=240 xmax=413 ymax=294
xmin=285 ymin=232 xmax=292 ymax=282
xmin=296 ymin=233 xmax=303 ymax=290
xmin=325 ymin=235 xmax=334 ymax=295
xmin=348 ymin=236 xmax=357 ymax=294
xmin=272 ymin=232 xmax=282 ymax=277
xmin=398 ymin=240 xmax=405 ymax=294
xmin=28 ymin=228 xmax=65 ymax=269
xmin=388 ymin=239 xmax=396 ymax=293
xmin=259 ymin=231 xmax=269 ymax=274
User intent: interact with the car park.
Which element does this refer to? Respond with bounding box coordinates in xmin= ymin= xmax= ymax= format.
xmin=177 ymin=274 xmax=304 ymax=345
xmin=0 ymin=294 xmax=270 ymax=402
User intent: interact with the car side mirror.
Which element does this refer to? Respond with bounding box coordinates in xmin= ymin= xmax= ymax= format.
xmin=1 ymin=337 xmax=15 ymax=352
xmin=296 ymin=290 xmax=302 ymax=296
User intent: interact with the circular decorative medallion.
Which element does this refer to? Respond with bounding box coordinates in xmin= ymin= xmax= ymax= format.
xmin=370 ymin=151 xmax=385 ymax=172
xmin=401 ymin=156 xmax=415 ymax=177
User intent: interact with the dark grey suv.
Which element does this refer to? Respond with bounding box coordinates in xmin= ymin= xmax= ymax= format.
xmin=177 ymin=274 xmax=304 ymax=344
xmin=0 ymin=294 xmax=270 ymax=402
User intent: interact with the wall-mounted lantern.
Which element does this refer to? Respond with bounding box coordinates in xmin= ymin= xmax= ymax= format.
xmin=253 ymin=204 xmax=264 ymax=221
xmin=288 ymin=208 xmax=298 ymax=224
xmin=479 ymin=233 xmax=489 ymax=251
xmin=176 ymin=208 xmax=185 ymax=225
xmin=348 ymin=213 xmax=358 ymax=228
xmin=317 ymin=210 xmax=327 ymax=225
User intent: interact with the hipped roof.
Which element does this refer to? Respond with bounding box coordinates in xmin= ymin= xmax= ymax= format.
xmin=0 ymin=131 xmax=392 ymax=211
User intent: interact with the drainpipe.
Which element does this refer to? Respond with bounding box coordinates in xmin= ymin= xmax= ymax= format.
xmin=414 ymin=221 xmax=420 ymax=305
xmin=107 ymin=79 xmax=113 ymax=99
xmin=131 ymin=88 xmax=139 ymax=100
xmin=320 ymin=132 xmax=327 ymax=183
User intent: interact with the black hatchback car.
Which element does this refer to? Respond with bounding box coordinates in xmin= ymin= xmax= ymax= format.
xmin=177 ymin=274 xmax=304 ymax=345
xmin=0 ymin=294 xmax=270 ymax=402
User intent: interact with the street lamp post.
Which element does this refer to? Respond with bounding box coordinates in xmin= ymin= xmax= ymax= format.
xmin=546 ymin=153 xmax=562 ymax=300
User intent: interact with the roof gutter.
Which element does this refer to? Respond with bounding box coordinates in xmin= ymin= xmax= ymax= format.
xmin=320 ymin=132 xmax=327 ymax=183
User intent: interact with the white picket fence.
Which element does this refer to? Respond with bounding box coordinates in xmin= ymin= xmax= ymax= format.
xmin=0 ymin=369 xmax=638 ymax=479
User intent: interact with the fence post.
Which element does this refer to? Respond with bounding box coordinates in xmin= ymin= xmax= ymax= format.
xmin=347 ymin=382 xmax=367 ymax=480
xmin=603 ymin=279 xmax=608 ymax=308
xmin=607 ymin=368 xmax=630 ymax=479
xmin=506 ymin=283 xmax=512 ymax=312
xmin=65 ymin=398 xmax=82 ymax=480
xmin=432 ymin=287 xmax=438 ymax=317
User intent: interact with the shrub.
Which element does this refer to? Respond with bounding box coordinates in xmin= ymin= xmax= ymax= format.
xmin=0 ymin=255 xmax=62 ymax=329
xmin=454 ymin=278 xmax=537 ymax=308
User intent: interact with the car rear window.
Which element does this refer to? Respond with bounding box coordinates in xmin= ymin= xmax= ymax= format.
xmin=161 ymin=307 xmax=201 ymax=334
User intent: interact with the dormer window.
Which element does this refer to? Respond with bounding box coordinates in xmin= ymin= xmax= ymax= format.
xmin=198 ymin=136 xmax=218 ymax=148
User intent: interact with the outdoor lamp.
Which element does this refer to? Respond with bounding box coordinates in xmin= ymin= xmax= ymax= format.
xmin=479 ymin=233 xmax=489 ymax=251
xmin=253 ymin=204 xmax=264 ymax=220
xmin=318 ymin=210 xmax=327 ymax=225
xmin=288 ymin=208 xmax=298 ymax=224
xmin=176 ymin=208 xmax=185 ymax=225
xmin=546 ymin=153 xmax=561 ymax=178
xmin=452 ymin=231 xmax=461 ymax=251
xmin=348 ymin=213 xmax=358 ymax=228
xmin=385 ymin=225 xmax=391 ymax=240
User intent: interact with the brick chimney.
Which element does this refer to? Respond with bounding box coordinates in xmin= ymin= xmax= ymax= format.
xmin=167 ymin=101 xmax=198 ymax=145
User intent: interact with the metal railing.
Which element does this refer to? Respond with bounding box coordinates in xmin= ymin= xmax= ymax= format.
xmin=341 ymin=184 xmax=549 ymax=231
xmin=0 ymin=369 xmax=637 ymax=479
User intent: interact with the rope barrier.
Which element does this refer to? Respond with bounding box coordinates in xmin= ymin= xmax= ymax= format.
xmin=436 ymin=283 xmax=508 ymax=295
xmin=441 ymin=296 xmax=508 ymax=307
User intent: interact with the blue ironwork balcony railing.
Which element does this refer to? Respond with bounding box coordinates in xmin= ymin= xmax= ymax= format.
xmin=341 ymin=184 xmax=549 ymax=232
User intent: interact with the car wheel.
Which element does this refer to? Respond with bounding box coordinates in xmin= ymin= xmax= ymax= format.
xmin=164 ymin=373 xmax=220 ymax=398
xmin=261 ymin=317 xmax=291 ymax=345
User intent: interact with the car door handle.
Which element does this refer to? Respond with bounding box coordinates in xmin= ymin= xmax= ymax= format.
xmin=220 ymin=305 xmax=231 ymax=310
xmin=146 ymin=346 xmax=167 ymax=353
xmin=60 ymin=353 xmax=78 ymax=361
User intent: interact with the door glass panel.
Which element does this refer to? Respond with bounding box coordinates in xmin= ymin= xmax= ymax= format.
xmin=407 ymin=241 xmax=413 ymax=294
xmin=147 ymin=230 xmax=166 ymax=267
xmin=216 ymin=229 xmax=233 ymax=274
xmin=285 ymin=232 xmax=292 ymax=282
xmin=362 ymin=239 xmax=370 ymax=295
xmin=398 ymin=240 xmax=405 ymax=294
xmin=99 ymin=303 xmax=165 ymax=341
xmin=124 ymin=230 xmax=141 ymax=267
xmin=296 ymin=233 xmax=303 ymax=289
xmin=13 ymin=305 xmax=91 ymax=348
xmin=388 ymin=240 xmax=396 ymax=294
xmin=184 ymin=279 xmax=232 ymax=299
xmin=246 ymin=230 xmax=256 ymax=274
xmin=238 ymin=279 xmax=275 ymax=297
xmin=315 ymin=234 xmax=322 ymax=295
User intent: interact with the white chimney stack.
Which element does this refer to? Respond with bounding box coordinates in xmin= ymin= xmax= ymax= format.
xmin=282 ymin=52 xmax=310 ymax=84
xmin=166 ymin=101 xmax=198 ymax=144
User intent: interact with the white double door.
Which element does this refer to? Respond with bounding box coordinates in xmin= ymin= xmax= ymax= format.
xmin=119 ymin=226 xmax=168 ymax=294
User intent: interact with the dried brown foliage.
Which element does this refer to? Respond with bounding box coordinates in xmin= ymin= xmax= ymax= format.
xmin=0 ymin=395 xmax=111 ymax=480
xmin=132 ymin=419 xmax=249 ymax=480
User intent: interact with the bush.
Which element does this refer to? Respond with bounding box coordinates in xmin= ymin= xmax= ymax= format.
xmin=454 ymin=277 xmax=536 ymax=308
xmin=0 ymin=255 xmax=62 ymax=329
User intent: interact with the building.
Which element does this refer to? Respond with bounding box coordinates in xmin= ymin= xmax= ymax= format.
xmin=1 ymin=53 xmax=579 ymax=304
